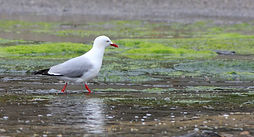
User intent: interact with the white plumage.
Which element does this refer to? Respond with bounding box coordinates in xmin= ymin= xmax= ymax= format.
xmin=35 ymin=35 xmax=118 ymax=93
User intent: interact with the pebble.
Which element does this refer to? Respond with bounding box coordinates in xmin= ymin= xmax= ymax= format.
xmin=240 ymin=131 xmax=250 ymax=135
xmin=3 ymin=116 xmax=8 ymax=120
xmin=0 ymin=129 xmax=6 ymax=132
xmin=146 ymin=113 xmax=152 ymax=116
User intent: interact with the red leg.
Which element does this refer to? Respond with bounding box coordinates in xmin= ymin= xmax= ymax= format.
xmin=61 ymin=83 xmax=68 ymax=93
xmin=85 ymin=83 xmax=92 ymax=93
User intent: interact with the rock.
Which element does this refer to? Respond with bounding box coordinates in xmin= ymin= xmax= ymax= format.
xmin=213 ymin=50 xmax=236 ymax=55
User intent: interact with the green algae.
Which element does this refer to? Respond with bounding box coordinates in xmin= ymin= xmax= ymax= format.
xmin=0 ymin=38 xmax=36 ymax=48
xmin=0 ymin=42 xmax=91 ymax=59
xmin=1 ymin=19 xmax=254 ymax=59
xmin=115 ymin=31 xmax=254 ymax=60
xmin=0 ymin=20 xmax=168 ymax=38
xmin=1 ymin=19 xmax=254 ymax=39
xmin=0 ymin=58 xmax=64 ymax=74
xmin=0 ymin=20 xmax=56 ymax=36
xmin=0 ymin=95 xmax=32 ymax=103
xmin=0 ymin=36 xmax=254 ymax=83
xmin=0 ymin=94 xmax=54 ymax=103
xmin=0 ymin=19 xmax=254 ymax=86
xmin=104 ymin=91 xmax=254 ymax=110
xmin=175 ymin=60 xmax=254 ymax=80
xmin=116 ymin=39 xmax=216 ymax=60
xmin=173 ymin=99 xmax=211 ymax=104
xmin=184 ymin=86 xmax=234 ymax=92
xmin=0 ymin=38 xmax=219 ymax=60
xmin=129 ymin=35 xmax=254 ymax=55
xmin=97 ymin=88 xmax=175 ymax=93
xmin=97 ymin=86 xmax=249 ymax=94
xmin=0 ymin=20 xmax=54 ymax=30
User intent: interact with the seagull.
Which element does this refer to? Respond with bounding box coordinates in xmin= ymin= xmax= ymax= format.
xmin=34 ymin=35 xmax=118 ymax=93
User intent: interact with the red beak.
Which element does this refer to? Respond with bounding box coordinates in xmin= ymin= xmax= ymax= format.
xmin=110 ymin=43 xmax=119 ymax=48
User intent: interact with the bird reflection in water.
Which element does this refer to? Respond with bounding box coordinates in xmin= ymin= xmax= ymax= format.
xmin=82 ymin=98 xmax=105 ymax=134
xmin=48 ymin=95 xmax=106 ymax=134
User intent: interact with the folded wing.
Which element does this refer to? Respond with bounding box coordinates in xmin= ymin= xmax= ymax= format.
xmin=48 ymin=56 xmax=93 ymax=78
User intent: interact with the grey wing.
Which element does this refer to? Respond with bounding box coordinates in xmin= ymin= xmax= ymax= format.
xmin=48 ymin=56 xmax=93 ymax=78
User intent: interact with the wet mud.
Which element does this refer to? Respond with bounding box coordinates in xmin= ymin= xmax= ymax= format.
xmin=0 ymin=71 xmax=254 ymax=136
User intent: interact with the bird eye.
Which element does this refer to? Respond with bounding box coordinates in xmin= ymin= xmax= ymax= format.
xmin=106 ymin=40 xmax=110 ymax=42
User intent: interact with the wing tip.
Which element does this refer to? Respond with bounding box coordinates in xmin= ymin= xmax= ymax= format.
xmin=34 ymin=68 xmax=63 ymax=76
xmin=33 ymin=69 xmax=50 ymax=75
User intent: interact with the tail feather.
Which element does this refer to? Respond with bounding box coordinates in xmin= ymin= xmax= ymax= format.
xmin=34 ymin=68 xmax=63 ymax=76
xmin=33 ymin=69 xmax=50 ymax=75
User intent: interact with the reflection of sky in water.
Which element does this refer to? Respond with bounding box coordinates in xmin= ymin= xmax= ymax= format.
xmin=48 ymin=95 xmax=105 ymax=134
xmin=82 ymin=98 xmax=105 ymax=134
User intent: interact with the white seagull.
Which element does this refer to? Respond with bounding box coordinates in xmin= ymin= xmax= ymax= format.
xmin=34 ymin=35 xmax=119 ymax=93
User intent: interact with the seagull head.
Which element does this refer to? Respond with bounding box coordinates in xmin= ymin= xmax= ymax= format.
xmin=93 ymin=35 xmax=119 ymax=48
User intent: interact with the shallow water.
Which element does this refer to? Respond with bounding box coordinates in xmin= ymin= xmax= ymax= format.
xmin=0 ymin=92 xmax=254 ymax=136
xmin=0 ymin=74 xmax=254 ymax=136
